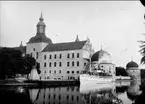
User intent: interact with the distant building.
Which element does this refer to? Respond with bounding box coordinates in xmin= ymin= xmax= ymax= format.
xmin=26 ymin=14 xmax=94 ymax=80
xmin=91 ymin=49 xmax=116 ymax=78
xmin=126 ymin=61 xmax=140 ymax=80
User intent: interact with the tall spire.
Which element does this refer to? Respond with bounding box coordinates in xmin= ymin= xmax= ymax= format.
xmin=39 ymin=12 xmax=44 ymax=21
xmin=75 ymin=35 xmax=79 ymax=42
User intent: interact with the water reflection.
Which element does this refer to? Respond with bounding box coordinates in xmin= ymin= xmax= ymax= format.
xmin=0 ymin=80 xmax=145 ymax=104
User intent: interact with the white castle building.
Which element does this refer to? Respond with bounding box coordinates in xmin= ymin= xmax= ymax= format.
xmin=15 ymin=14 xmax=116 ymax=80
xmin=26 ymin=14 xmax=94 ymax=80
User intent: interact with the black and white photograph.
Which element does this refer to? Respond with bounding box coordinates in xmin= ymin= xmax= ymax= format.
xmin=0 ymin=1 xmax=145 ymax=104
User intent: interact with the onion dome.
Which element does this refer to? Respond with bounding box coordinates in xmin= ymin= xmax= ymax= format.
xmin=36 ymin=13 xmax=46 ymax=27
xmin=27 ymin=33 xmax=52 ymax=44
xmin=126 ymin=61 xmax=138 ymax=69
xmin=91 ymin=49 xmax=111 ymax=62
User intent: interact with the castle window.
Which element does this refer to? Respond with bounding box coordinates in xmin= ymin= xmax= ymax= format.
xmin=60 ymin=54 xmax=62 ymax=59
xmin=72 ymin=53 xmax=74 ymax=58
xmin=44 ymin=55 xmax=46 ymax=59
xmin=54 ymin=54 xmax=57 ymax=59
xmin=67 ymin=62 xmax=70 ymax=67
xmin=77 ymin=53 xmax=79 ymax=58
xmin=77 ymin=96 xmax=79 ymax=101
xmin=36 ymin=52 xmax=39 ymax=59
xmin=72 ymin=95 xmax=74 ymax=101
xmin=54 ymin=62 xmax=57 ymax=67
xmin=66 ymin=95 xmax=69 ymax=100
xmin=77 ymin=61 xmax=79 ymax=66
xmin=49 ymin=55 xmax=52 ymax=59
xmin=49 ymin=62 xmax=51 ymax=67
xmin=59 ymin=70 xmax=61 ymax=73
xmin=49 ymin=70 xmax=51 ymax=73
xmin=59 ymin=95 xmax=61 ymax=100
xmin=72 ymin=61 xmax=74 ymax=66
xmin=67 ymin=54 xmax=70 ymax=58
xmin=77 ymin=71 xmax=79 ymax=74
xmin=67 ymin=71 xmax=70 ymax=74
xmin=54 ymin=70 xmax=56 ymax=74
xmin=44 ymin=63 xmax=46 ymax=67
xmin=59 ymin=62 xmax=62 ymax=67
xmin=72 ymin=71 xmax=74 ymax=74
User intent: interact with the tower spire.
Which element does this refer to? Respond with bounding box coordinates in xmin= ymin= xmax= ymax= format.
xmin=75 ymin=35 xmax=79 ymax=42
xmin=39 ymin=11 xmax=43 ymax=21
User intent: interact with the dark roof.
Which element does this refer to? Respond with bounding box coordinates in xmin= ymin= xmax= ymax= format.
xmin=126 ymin=61 xmax=138 ymax=69
xmin=91 ymin=49 xmax=110 ymax=61
xmin=42 ymin=41 xmax=87 ymax=52
xmin=27 ymin=33 xmax=52 ymax=44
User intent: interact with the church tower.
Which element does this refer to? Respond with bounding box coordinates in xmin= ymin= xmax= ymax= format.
xmin=26 ymin=13 xmax=52 ymax=60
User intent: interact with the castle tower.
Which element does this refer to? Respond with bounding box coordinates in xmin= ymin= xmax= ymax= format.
xmin=26 ymin=13 xmax=52 ymax=60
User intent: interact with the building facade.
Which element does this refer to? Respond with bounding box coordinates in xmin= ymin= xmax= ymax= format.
xmin=26 ymin=14 xmax=94 ymax=80
xmin=91 ymin=49 xmax=116 ymax=78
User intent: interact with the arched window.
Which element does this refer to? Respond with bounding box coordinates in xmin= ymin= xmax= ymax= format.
xmin=49 ymin=62 xmax=51 ymax=67
xmin=72 ymin=53 xmax=74 ymax=58
xmin=54 ymin=54 xmax=57 ymax=59
xmin=49 ymin=55 xmax=52 ymax=59
xmin=67 ymin=62 xmax=70 ymax=67
xmin=77 ymin=61 xmax=79 ymax=66
xmin=60 ymin=54 xmax=62 ymax=59
xmin=67 ymin=54 xmax=70 ymax=58
xmin=72 ymin=61 xmax=74 ymax=66
xmin=59 ymin=62 xmax=62 ymax=67
xmin=77 ymin=53 xmax=79 ymax=58
xmin=44 ymin=63 xmax=46 ymax=67
xmin=54 ymin=62 xmax=57 ymax=67
xmin=44 ymin=55 xmax=46 ymax=59
xmin=36 ymin=52 xmax=39 ymax=59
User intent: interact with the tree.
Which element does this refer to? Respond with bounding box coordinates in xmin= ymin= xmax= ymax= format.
xmin=139 ymin=39 xmax=145 ymax=64
xmin=22 ymin=54 xmax=36 ymax=74
xmin=0 ymin=48 xmax=37 ymax=79
xmin=0 ymin=47 xmax=23 ymax=79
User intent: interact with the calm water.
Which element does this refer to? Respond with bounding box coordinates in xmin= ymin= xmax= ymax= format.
xmin=0 ymin=81 xmax=144 ymax=104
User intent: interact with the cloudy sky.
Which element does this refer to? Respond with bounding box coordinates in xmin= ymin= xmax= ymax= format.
xmin=1 ymin=1 xmax=145 ymax=68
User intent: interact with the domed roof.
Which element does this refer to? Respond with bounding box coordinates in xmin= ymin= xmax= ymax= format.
xmin=27 ymin=33 xmax=52 ymax=44
xmin=91 ymin=49 xmax=111 ymax=62
xmin=126 ymin=61 xmax=138 ymax=69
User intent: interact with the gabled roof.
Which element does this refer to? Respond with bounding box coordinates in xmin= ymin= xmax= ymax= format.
xmin=42 ymin=40 xmax=87 ymax=52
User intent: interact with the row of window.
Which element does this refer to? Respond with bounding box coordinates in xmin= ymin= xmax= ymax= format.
xmin=44 ymin=53 xmax=80 ymax=59
xmin=44 ymin=61 xmax=80 ymax=67
xmin=44 ymin=70 xmax=80 ymax=74
xmin=46 ymin=94 xmax=79 ymax=102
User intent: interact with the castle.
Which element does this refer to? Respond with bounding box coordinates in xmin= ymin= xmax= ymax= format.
xmin=16 ymin=14 xmax=116 ymax=80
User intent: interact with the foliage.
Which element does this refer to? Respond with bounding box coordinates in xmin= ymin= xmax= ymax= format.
xmin=139 ymin=39 xmax=145 ymax=64
xmin=0 ymin=47 xmax=37 ymax=79
xmin=116 ymin=67 xmax=128 ymax=76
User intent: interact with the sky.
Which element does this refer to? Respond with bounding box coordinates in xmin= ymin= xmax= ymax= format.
xmin=1 ymin=1 xmax=145 ymax=68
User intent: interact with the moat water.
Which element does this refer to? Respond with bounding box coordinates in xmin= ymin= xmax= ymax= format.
xmin=0 ymin=80 xmax=144 ymax=104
